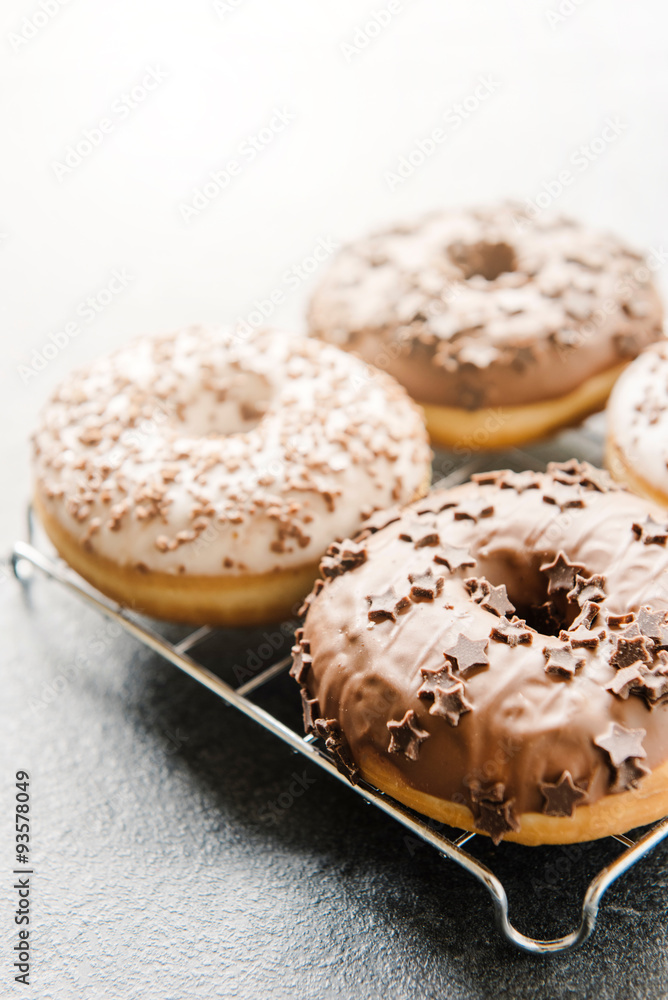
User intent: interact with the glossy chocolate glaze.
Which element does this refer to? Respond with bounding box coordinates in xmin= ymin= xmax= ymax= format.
xmin=309 ymin=205 xmax=664 ymax=409
xmin=295 ymin=463 xmax=668 ymax=837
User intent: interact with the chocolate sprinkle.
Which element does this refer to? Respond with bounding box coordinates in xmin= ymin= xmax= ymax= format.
xmin=443 ymin=634 xmax=490 ymax=678
xmin=609 ymin=625 xmax=652 ymax=669
xmin=301 ymin=690 xmax=320 ymax=733
xmin=606 ymin=610 xmax=635 ymax=629
xmin=480 ymin=583 xmax=515 ymax=618
xmin=429 ymin=682 xmax=473 ymax=726
xmin=454 ymin=500 xmax=494 ymax=523
xmin=358 ymin=507 xmax=402 ymax=536
xmin=315 ymin=718 xmax=360 ymax=783
xmin=540 ymin=771 xmax=587 ymax=817
xmin=367 ymin=588 xmax=399 ymax=623
xmin=399 ymin=517 xmax=439 ymax=547
xmin=499 ymin=470 xmax=541 ymax=493
xmin=610 ymin=758 xmax=650 ymax=793
xmin=543 ymin=644 xmax=585 ymax=679
xmin=540 ymin=551 xmax=584 ymax=594
xmin=320 ymin=539 xmax=367 ymax=578
xmin=417 ymin=663 xmax=458 ymax=701
xmin=433 ymin=544 xmax=476 ymax=571
xmin=562 ymin=624 xmax=605 ymax=648
xmin=606 ymin=659 xmax=668 ymax=706
xmin=387 ymin=709 xmax=430 ymax=761
xmin=470 ymin=781 xmax=520 ymax=845
xmin=637 ymin=606 xmax=668 ymax=644
xmin=490 ymin=616 xmax=533 ymax=646
xmin=567 ymin=573 xmax=606 ymax=607
xmin=570 ymin=600 xmax=600 ymax=630
xmin=632 ymin=515 xmax=668 ymax=546
xmin=594 ymin=721 xmax=647 ymax=767
xmin=408 ymin=568 xmax=444 ymax=601
xmin=464 ymin=576 xmax=490 ymax=600
xmin=289 ymin=641 xmax=313 ymax=685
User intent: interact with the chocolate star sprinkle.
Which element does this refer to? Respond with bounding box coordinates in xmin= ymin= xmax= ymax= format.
xmin=543 ymin=644 xmax=585 ymax=678
xmin=338 ymin=541 xmax=367 ymax=569
xmin=540 ymin=551 xmax=584 ymax=595
xmin=429 ymin=682 xmax=473 ymax=726
xmin=443 ymin=633 xmax=490 ymax=678
xmin=387 ymin=709 xmax=430 ymax=761
xmin=561 ymin=624 xmax=605 ymax=648
xmin=453 ymin=499 xmax=495 ymax=523
xmin=567 ymin=573 xmax=606 ymax=607
xmin=315 ymin=718 xmax=359 ymax=783
xmin=475 ymin=802 xmax=521 ymax=845
xmin=606 ymin=610 xmax=635 ymax=629
xmin=606 ymin=663 xmax=649 ymax=699
xmin=367 ymin=587 xmax=398 ymax=623
xmin=289 ymin=639 xmax=313 ymax=685
xmin=632 ymin=515 xmax=668 ymax=546
xmin=464 ymin=576 xmax=490 ymax=600
xmin=399 ymin=517 xmax=439 ymax=547
xmin=490 ymin=616 xmax=533 ymax=646
xmin=469 ymin=779 xmax=505 ymax=804
xmin=578 ymin=466 xmax=613 ymax=493
xmin=570 ymin=600 xmax=600 ymax=631
xmin=413 ymin=527 xmax=441 ymax=549
xmin=548 ymin=459 xmax=582 ymax=485
xmin=408 ymin=568 xmax=444 ymax=601
xmin=414 ymin=496 xmax=458 ymax=515
xmin=471 ymin=471 xmax=506 ymax=486
xmin=540 ymin=770 xmax=588 ymax=817
xmin=301 ymin=690 xmax=320 ymax=733
xmin=480 ymin=583 xmax=516 ymax=618
xmin=610 ymin=758 xmax=650 ymax=793
xmin=637 ymin=606 xmax=668 ymax=644
xmin=470 ymin=782 xmax=520 ymax=845
xmin=417 ymin=663 xmax=458 ymax=701
xmin=607 ymin=658 xmax=668 ymax=706
xmin=434 ymin=544 xmax=476 ymax=572
xmin=499 ymin=470 xmax=541 ymax=493
xmin=359 ymin=507 xmax=401 ymax=536
xmin=638 ymin=673 xmax=668 ymax=705
xmin=542 ymin=488 xmax=585 ymax=512
xmin=320 ymin=539 xmax=367 ymax=578
xmin=594 ymin=722 xmax=647 ymax=768
xmin=609 ymin=625 xmax=652 ymax=669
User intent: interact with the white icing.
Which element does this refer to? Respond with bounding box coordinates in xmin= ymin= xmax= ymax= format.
xmin=33 ymin=326 xmax=431 ymax=576
xmin=608 ymin=340 xmax=668 ymax=495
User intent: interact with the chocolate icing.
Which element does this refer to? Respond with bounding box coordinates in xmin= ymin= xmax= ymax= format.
xmin=295 ymin=462 xmax=668 ymax=838
xmin=309 ymin=204 xmax=664 ymax=409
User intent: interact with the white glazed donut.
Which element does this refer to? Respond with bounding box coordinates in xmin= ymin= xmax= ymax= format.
xmin=606 ymin=339 xmax=668 ymax=506
xmin=32 ymin=325 xmax=432 ymax=625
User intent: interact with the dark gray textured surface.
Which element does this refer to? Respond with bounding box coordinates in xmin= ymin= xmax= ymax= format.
xmin=2 ymin=439 xmax=668 ymax=1000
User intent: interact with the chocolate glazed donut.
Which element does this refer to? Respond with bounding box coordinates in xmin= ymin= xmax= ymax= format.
xmin=292 ymin=461 xmax=668 ymax=845
xmin=308 ymin=204 xmax=664 ymax=449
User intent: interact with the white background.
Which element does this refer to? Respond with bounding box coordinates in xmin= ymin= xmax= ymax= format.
xmin=2 ymin=0 xmax=668 ymax=549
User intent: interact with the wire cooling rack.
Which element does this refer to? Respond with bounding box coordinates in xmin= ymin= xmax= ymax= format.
xmin=10 ymin=418 xmax=668 ymax=954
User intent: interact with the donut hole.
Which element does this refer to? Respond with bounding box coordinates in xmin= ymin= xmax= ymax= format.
xmin=171 ymin=372 xmax=273 ymax=437
xmin=476 ymin=550 xmax=583 ymax=637
xmin=449 ymin=240 xmax=517 ymax=281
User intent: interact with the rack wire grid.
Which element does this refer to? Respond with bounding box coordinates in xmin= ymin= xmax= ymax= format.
xmin=10 ymin=417 xmax=668 ymax=955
